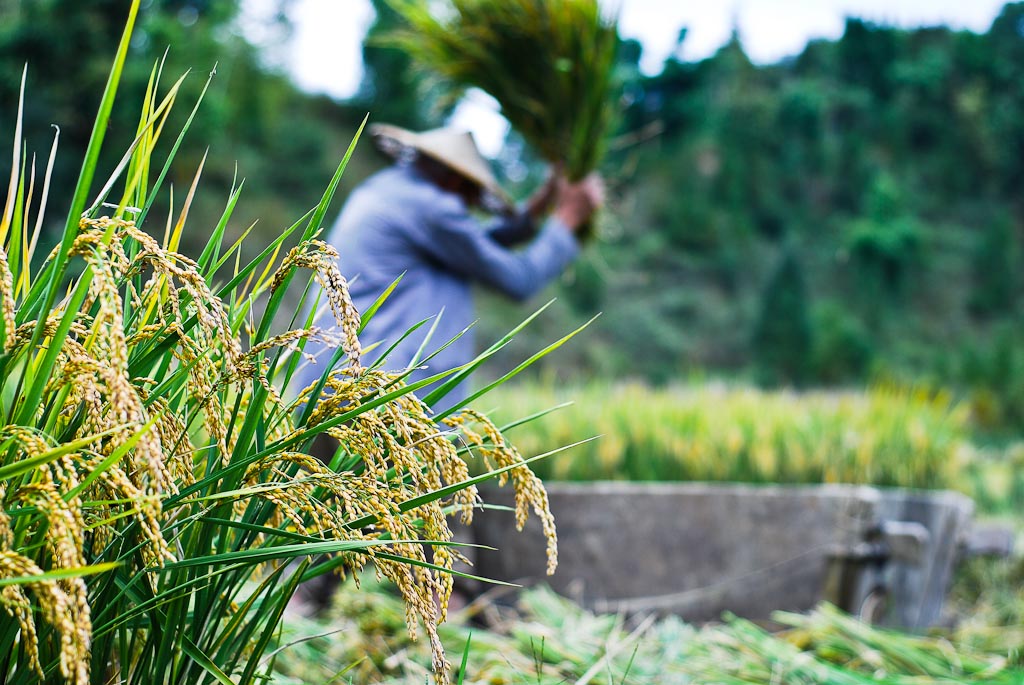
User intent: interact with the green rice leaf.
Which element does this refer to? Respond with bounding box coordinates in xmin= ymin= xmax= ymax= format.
xmin=0 ymin=561 xmax=120 ymax=588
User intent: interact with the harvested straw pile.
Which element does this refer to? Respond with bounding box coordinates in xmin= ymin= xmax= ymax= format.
xmin=273 ymin=583 xmax=1024 ymax=684
xmin=389 ymin=0 xmax=620 ymax=182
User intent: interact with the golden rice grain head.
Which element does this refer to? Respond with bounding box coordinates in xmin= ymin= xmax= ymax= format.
xmin=445 ymin=409 xmax=558 ymax=575
xmin=0 ymin=243 xmax=16 ymax=352
xmin=273 ymin=240 xmax=362 ymax=369
xmin=0 ymin=551 xmax=90 ymax=685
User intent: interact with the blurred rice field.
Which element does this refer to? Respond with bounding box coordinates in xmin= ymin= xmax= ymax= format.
xmin=483 ymin=382 xmax=1022 ymax=512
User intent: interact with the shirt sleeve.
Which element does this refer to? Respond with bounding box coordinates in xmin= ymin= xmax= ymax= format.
xmin=412 ymin=195 xmax=580 ymax=302
xmin=485 ymin=209 xmax=538 ymax=247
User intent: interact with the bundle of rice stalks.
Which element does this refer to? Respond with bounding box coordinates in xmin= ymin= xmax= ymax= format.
xmin=388 ymin=0 xmax=620 ymax=182
xmin=776 ymin=603 xmax=1015 ymax=681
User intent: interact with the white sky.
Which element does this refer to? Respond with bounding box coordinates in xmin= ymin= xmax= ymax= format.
xmin=242 ymin=0 xmax=1007 ymax=155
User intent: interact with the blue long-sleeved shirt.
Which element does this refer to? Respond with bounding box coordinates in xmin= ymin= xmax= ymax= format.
xmin=295 ymin=163 xmax=579 ymax=406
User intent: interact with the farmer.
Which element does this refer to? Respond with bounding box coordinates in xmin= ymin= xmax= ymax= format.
xmin=296 ymin=123 xmax=603 ymax=406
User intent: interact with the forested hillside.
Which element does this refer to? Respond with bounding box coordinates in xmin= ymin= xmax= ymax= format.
xmin=477 ymin=5 xmax=1024 ymax=435
xmin=2 ymin=0 xmax=1022 ymax=428
xmin=0 ymin=0 xmax=378 ymax=257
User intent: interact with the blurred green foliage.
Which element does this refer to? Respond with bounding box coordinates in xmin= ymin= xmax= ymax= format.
xmin=476 ymin=6 xmax=1024 ymax=436
xmin=752 ymin=245 xmax=812 ymax=386
xmin=6 ymin=1 xmax=1024 ymax=431
xmin=0 ymin=0 xmax=376 ymax=262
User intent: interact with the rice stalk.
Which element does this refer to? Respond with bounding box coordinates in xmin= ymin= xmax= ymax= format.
xmin=387 ymin=0 xmax=621 ymax=181
xmin=0 ymin=6 xmax=565 ymax=684
xmin=488 ymin=381 xmax=970 ymax=489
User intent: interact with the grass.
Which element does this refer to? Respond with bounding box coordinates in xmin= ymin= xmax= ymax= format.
xmin=0 ymin=4 xmax=571 ymax=684
xmin=948 ymin=551 xmax=1024 ymax=659
xmin=959 ymin=442 xmax=1024 ymax=514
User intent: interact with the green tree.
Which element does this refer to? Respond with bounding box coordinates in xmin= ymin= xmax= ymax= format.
xmin=0 ymin=0 xmax=367 ymax=259
xmin=843 ymin=173 xmax=922 ymax=313
xmin=752 ymin=246 xmax=813 ymax=387
xmin=810 ymin=302 xmax=875 ymax=383
xmin=356 ymin=0 xmax=443 ymax=128
xmin=969 ymin=214 xmax=1019 ymax=317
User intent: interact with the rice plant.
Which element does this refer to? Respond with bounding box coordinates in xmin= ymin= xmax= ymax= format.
xmin=486 ymin=381 xmax=971 ymax=489
xmin=0 ymin=4 xmax=573 ymax=684
xmin=387 ymin=0 xmax=621 ymax=182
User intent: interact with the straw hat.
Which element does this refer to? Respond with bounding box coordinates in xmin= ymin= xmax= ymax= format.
xmin=370 ymin=123 xmax=512 ymax=211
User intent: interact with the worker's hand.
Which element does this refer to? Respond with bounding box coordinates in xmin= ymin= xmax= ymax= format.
xmin=554 ymin=174 xmax=605 ymax=232
xmin=526 ymin=166 xmax=563 ymax=221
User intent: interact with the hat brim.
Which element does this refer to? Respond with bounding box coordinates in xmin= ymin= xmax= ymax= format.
xmin=369 ymin=123 xmax=513 ymax=213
